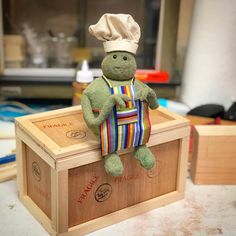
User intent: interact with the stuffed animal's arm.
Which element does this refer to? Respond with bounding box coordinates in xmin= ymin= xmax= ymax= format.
xmin=134 ymin=79 xmax=159 ymax=110
xmin=81 ymin=93 xmax=130 ymax=126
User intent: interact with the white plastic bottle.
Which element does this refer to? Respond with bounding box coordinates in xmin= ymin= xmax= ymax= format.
xmin=72 ymin=60 xmax=94 ymax=105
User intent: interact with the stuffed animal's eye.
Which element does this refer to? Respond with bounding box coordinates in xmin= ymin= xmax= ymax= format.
xmin=113 ymin=55 xmax=117 ymax=59
xmin=123 ymin=56 xmax=127 ymax=61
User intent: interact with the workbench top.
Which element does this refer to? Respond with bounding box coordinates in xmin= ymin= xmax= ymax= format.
xmin=1 ymin=175 xmax=236 ymax=235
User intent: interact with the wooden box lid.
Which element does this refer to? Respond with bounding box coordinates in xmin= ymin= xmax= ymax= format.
xmin=15 ymin=106 xmax=189 ymax=161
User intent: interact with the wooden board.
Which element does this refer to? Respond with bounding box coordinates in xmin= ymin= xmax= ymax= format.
xmin=191 ymin=126 xmax=236 ymax=184
xmin=156 ymin=0 xmax=180 ymax=75
xmin=0 ymin=162 xmax=16 ymax=183
xmin=26 ymin=146 xmax=52 ymax=218
xmin=0 ymin=0 xmax=4 ymax=74
xmin=68 ymin=140 xmax=179 ymax=227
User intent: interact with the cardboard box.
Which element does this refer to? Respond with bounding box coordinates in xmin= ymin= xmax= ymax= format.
xmin=15 ymin=106 xmax=190 ymax=235
xmin=191 ymin=126 xmax=236 ymax=184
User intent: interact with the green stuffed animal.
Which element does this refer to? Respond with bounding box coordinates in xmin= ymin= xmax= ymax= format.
xmin=81 ymin=14 xmax=159 ymax=176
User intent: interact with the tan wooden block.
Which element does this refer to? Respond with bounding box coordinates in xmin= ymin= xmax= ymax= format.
xmin=191 ymin=126 xmax=236 ymax=185
xmin=15 ymin=106 xmax=190 ymax=235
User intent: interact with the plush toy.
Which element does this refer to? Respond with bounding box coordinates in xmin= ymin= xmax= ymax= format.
xmin=81 ymin=14 xmax=159 ymax=176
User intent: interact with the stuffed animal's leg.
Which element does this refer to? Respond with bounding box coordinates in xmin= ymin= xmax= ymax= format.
xmin=133 ymin=145 xmax=155 ymax=169
xmin=104 ymin=152 xmax=124 ymax=176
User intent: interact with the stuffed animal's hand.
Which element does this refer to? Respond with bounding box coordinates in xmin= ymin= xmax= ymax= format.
xmin=136 ymin=88 xmax=154 ymax=101
xmin=136 ymin=88 xmax=159 ymax=110
xmin=95 ymin=94 xmax=131 ymax=125
xmin=108 ymin=94 xmax=131 ymax=108
xmin=82 ymin=93 xmax=131 ymax=128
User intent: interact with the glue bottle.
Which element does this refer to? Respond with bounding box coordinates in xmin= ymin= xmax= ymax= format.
xmin=72 ymin=60 xmax=93 ymax=105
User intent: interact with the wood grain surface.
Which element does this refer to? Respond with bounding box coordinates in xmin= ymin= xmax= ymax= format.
xmin=26 ymin=146 xmax=51 ymax=218
xmin=68 ymin=140 xmax=179 ymax=227
xmin=191 ymin=126 xmax=236 ymax=184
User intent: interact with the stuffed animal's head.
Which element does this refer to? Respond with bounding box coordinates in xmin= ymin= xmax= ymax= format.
xmin=101 ymin=51 xmax=137 ymax=81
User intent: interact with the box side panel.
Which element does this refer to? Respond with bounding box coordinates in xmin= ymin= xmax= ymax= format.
xmin=68 ymin=140 xmax=179 ymax=227
xmin=193 ymin=136 xmax=236 ymax=184
xmin=25 ymin=146 xmax=51 ymax=218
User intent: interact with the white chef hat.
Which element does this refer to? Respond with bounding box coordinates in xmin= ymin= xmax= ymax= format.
xmin=89 ymin=13 xmax=141 ymax=54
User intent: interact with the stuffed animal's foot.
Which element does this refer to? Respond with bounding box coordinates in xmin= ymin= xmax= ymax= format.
xmin=133 ymin=145 xmax=155 ymax=169
xmin=104 ymin=152 xmax=124 ymax=177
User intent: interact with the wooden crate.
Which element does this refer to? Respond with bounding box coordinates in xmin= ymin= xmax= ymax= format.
xmin=191 ymin=126 xmax=236 ymax=185
xmin=15 ymin=106 xmax=190 ymax=236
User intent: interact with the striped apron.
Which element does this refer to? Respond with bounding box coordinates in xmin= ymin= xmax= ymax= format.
xmin=99 ymin=75 xmax=151 ymax=156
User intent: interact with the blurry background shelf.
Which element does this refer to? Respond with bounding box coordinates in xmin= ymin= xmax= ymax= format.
xmin=0 ymin=70 xmax=181 ymax=99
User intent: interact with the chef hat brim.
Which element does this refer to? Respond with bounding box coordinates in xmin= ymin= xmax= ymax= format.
xmin=103 ymin=41 xmax=138 ymax=54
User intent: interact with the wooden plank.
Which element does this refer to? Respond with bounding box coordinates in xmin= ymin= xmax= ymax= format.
xmin=0 ymin=162 xmax=17 ymax=183
xmin=158 ymin=107 xmax=189 ymax=122
xmin=176 ymin=135 xmax=190 ymax=193
xmin=58 ymin=170 xmax=69 ymax=233
xmin=16 ymin=138 xmax=27 ymax=196
xmin=0 ymin=0 xmax=4 ymax=74
xmin=15 ymin=106 xmax=82 ymax=122
xmin=25 ymin=146 xmax=52 ymax=218
xmin=51 ymin=170 xmax=57 ymax=231
xmin=176 ymin=0 xmax=195 ymax=71
xmin=190 ymin=127 xmax=200 ymax=182
xmin=51 ymin=169 xmax=68 ymax=233
xmin=16 ymin=126 xmax=56 ymax=168
xmin=20 ymin=195 xmax=55 ymax=235
xmin=155 ymin=0 xmax=180 ymax=76
xmin=61 ymin=191 xmax=183 ymax=236
xmin=155 ymin=0 xmax=165 ymax=71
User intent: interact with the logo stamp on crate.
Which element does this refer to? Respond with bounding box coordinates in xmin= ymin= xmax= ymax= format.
xmin=146 ymin=159 xmax=161 ymax=178
xmin=66 ymin=130 xmax=86 ymax=139
xmin=95 ymin=183 xmax=112 ymax=202
xmin=32 ymin=161 xmax=41 ymax=182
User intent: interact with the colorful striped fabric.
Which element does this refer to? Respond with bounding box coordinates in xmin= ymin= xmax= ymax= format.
xmin=100 ymin=106 xmax=118 ymax=156
xmin=112 ymin=84 xmax=136 ymax=108
xmin=117 ymin=108 xmax=138 ymax=125
xmin=100 ymin=76 xmax=151 ymax=156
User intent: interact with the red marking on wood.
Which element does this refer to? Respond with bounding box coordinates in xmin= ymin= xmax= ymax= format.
xmin=34 ymin=184 xmax=49 ymax=200
xmin=43 ymin=122 xmax=73 ymax=129
xmin=77 ymin=175 xmax=100 ymax=204
xmin=114 ymin=174 xmax=140 ymax=183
